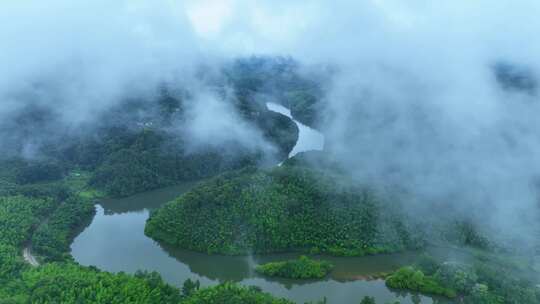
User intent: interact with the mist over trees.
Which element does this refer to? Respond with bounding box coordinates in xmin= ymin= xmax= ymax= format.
xmin=1 ymin=1 xmax=540 ymax=303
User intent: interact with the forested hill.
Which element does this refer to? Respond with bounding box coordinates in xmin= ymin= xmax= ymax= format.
xmin=145 ymin=165 xmax=423 ymax=256
xmin=0 ymin=57 xmax=327 ymax=304
xmin=2 ymin=55 xmax=539 ymax=304
xmin=224 ymin=57 xmax=327 ymax=128
xmin=0 ymin=57 xmax=322 ymax=198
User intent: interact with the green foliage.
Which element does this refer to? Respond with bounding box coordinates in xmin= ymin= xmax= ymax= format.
xmin=255 ymin=111 xmax=299 ymax=160
xmin=31 ymin=196 xmax=95 ymax=262
xmin=472 ymin=257 xmax=540 ymax=304
xmin=181 ymin=279 xmax=201 ymax=298
xmin=146 ymin=166 xmax=418 ymax=255
xmin=0 ymin=245 xmax=27 ymax=284
xmin=2 ymin=56 xmax=309 ymax=199
xmin=10 ymin=182 xmax=71 ymax=202
xmin=433 ymin=262 xmax=478 ymax=294
xmin=0 ymin=259 xmax=304 ymax=304
xmin=284 ymin=90 xmax=320 ymax=127
xmin=360 ymin=297 xmax=376 ymax=304
xmin=385 ymin=267 xmax=457 ymax=298
xmin=19 ymin=263 xmax=181 ymax=304
xmin=394 ymin=254 xmax=540 ymax=304
xmin=0 ymin=169 xmax=99 ymax=263
xmin=414 ymin=254 xmax=439 ymax=276
xmin=0 ymin=196 xmax=55 ymax=247
xmin=0 ymin=159 xmax=65 ymax=185
xmin=90 ymin=147 xmax=173 ymax=197
xmin=226 ymin=56 xmax=324 ymax=128
xmin=255 ymin=255 xmax=333 ymax=279
xmin=281 ymin=151 xmax=345 ymax=176
xmin=182 ymin=282 xmax=293 ymax=304
xmin=0 ymin=166 xmax=91 ymax=202
xmin=13 ymin=161 xmax=65 ymax=184
xmin=0 ymin=166 xmax=319 ymax=304
xmin=465 ymin=284 xmax=503 ymax=304
xmin=441 ymin=220 xmax=492 ymax=250
xmin=0 ymin=180 xmax=18 ymax=197
xmin=88 ymin=117 xmax=295 ymax=198
xmin=2 ymin=57 xmax=537 ymax=303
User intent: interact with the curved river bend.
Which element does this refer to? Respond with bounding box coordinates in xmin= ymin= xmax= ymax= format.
xmin=265 ymin=102 xmax=324 ymax=158
xmin=71 ymin=105 xmax=449 ymax=304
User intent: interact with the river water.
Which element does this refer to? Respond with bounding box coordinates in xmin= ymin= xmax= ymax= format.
xmin=265 ymin=102 xmax=324 ymax=158
xmin=71 ymin=105 xmax=449 ymax=303
xmin=71 ymin=185 xmax=449 ymax=304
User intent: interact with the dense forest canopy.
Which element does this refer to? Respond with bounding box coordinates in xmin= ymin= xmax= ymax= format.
xmin=0 ymin=58 xmax=318 ymax=303
xmin=0 ymin=57 xmax=318 ymax=197
xmin=145 ymin=165 xmax=422 ymax=256
xmin=2 ymin=0 xmax=540 ymax=303
xmin=0 ymin=53 xmax=539 ymax=304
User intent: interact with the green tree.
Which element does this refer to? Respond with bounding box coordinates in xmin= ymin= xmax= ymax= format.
xmin=182 ymin=279 xmax=200 ymax=297
xmin=360 ymin=296 xmax=376 ymax=304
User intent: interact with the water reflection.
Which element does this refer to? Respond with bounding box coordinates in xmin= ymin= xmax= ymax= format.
xmin=100 ymin=182 xmax=199 ymax=215
xmin=71 ymin=184 xmax=450 ymax=304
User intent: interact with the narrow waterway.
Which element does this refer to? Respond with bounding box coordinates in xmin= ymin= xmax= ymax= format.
xmin=266 ymin=102 xmax=324 ymax=157
xmin=71 ymin=105 xmax=449 ymax=303
xmin=71 ymin=184 xmax=448 ymax=304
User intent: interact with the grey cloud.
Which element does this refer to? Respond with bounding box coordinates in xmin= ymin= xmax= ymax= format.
xmin=3 ymin=0 xmax=540 ymax=250
xmin=0 ymin=0 xmax=277 ymax=158
xmin=203 ymin=0 xmax=540 ymax=248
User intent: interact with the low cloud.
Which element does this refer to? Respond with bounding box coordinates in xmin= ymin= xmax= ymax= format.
xmin=2 ymin=0 xmax=540 ymax=250
xmin=177 ymin=89 xmax=275 ymax=154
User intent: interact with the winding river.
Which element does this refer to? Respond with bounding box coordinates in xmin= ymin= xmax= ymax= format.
xmin=71 ymin=105 xmax=449 ymax=304
xmin=265 ymin=102 xmax=324 ymax=158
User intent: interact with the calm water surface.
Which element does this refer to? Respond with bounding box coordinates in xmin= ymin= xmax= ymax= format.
xmin=71 ymin=104 xmax=452 ymax=303
xmin=266 ymin=102 xmax=325 ymax=158
xmin=71 ymin=184 xmax=450 ymax=304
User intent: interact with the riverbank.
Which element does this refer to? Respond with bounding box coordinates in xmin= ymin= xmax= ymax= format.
xmin=70 ymin=105 xmax=434 ymax=303
xmin=71 ymin=186 xmax=441 ymax=304
xmin=266 ymin=102 xmax=324 ymax=158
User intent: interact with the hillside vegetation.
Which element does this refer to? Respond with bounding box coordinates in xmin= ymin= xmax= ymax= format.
xmin=387 ymin=253 xmax=540 ymax=304
xmin=0 ymin=170 xmax=308 ymax=304
xmin=2 ymin=57 xmax=309 ymax=198
xmin=145 ymin=166 xmax=421 ymax=255
xmin=255 ymin=255 xmax=333 ymax=279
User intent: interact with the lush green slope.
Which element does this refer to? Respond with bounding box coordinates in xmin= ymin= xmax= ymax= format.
xmin=385 ymin=266 xmax=457 ymax=298
xmin=225 ymin=56 xmax=325 ymax=128
xmin=0 ymin=169 xmax=99 ymax=264
xmin=0 ymin=257 xmax=299 ymax=304
xmin=0 ymin=162 xmax=305 ymax=304
xmin=182 ymin=283 xmax=293 ymax=304
xmin=88 ymin=110 xmax=297 ymax=197
xmin=1 ymin=56 xmax=537 ymax=303
xmin=0 ymin=178 xmax=304 ymax=304
xmin=4 ymin=264 xmax=182 ymax=304
xmin=0 ymin=244 xmax=27 ymax=286
xmin=2 ymin=57 xmax=303 ymax=198
xmin=256 ymin=255 xmax=333 ymax=279
xmin=386 ymin=253 xmax=540 ymax=304
xmin=145 ymin=166 xmax=420 ymax=255
xmin=0 ymin=196 xmax=55 ymax=248
xmin=31 ymin=196 xmax=95 ymax=262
